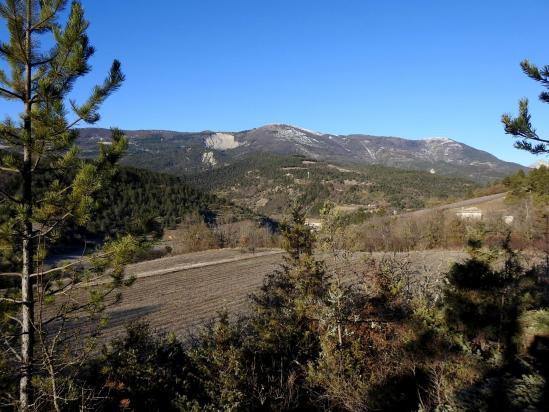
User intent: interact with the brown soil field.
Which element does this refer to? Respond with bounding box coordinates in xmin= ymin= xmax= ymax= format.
xmin=88 ymin=248 xmax=465 ymax=342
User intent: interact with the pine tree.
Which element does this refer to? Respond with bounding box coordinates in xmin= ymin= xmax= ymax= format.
xmin=248 ymin=204 xmax=327 ymax=409
xmin=502 ymin=60 xmax=549 ymax=154
xmin=0 ymin=1 xmax=132 ymax=409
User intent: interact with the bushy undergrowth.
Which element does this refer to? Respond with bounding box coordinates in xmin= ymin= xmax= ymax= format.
xmin=162 ymin=214 xmax=279 ymax=254
xmin=3 ymin=206 xmax=547 ymax=411
xmin=62 ymin=208 xmax=549 ymax=410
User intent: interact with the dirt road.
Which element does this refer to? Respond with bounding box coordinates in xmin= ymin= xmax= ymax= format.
xmin=399 ymin=192 xmax=507 ymax=218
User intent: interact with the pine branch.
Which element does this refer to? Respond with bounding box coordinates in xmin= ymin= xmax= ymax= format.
xmin=30 ymin=0 xmax=66 ymax=32
xmin=521 ymin=60 xmax=549 ymax=89
xmin=2 ymin=337 xmax=22 ymax=362
xmin=34 ymin=211 xmax=72 ymax=239
xmin=35 ymin=184 xmax=74 ymax=203
xmin=0 ymin=188 xmax=21 ymax=204
xmin=5 ymin=314 xmax=24 ymax=328
xmin=0 ymin=272 xmax=21 ymax=277
xmin=30 ymin=52 xmax=58 ymax=67
xmin=30 ymin=251 xmax=115 ymax=279
xmin=0 ymin=120 xmax=23 ymax=143
xmin=502 ymin=97 xmax=549 ymax=155
xmin=0 ymin=297 xmax=23 ymax=304
xmin=41 ymin=286 xmax=119 ymax=327
xmin=70 ymin=60 xmax=124 ymax=123
xmin=0 ymin=85 xmax=23 ymax=100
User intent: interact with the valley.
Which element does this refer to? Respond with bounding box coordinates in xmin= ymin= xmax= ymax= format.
xmin=1 ymin=2 xmax=548 ymax=410
xmin=73 ymin=124 xmax=526 ymax=221
xmin=96 ymin=187 xmax=542 ymax=341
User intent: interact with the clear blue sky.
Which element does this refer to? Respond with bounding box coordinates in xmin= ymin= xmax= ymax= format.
xmin=1 ymin=0 xmax=549 ymax=166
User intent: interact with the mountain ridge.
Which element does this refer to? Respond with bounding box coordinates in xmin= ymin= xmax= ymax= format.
xmin=76 ymin=124 xmax=527 ymax=182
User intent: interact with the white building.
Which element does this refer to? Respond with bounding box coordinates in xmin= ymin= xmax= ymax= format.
xmin=456 ymin=207 xmax=482 ymax=220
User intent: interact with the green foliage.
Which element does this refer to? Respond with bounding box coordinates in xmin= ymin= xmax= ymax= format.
xmin=183 ymin=153 xmax=477 ymax=216
xmin=86 ymin=204 xmax=330 ymax=411
xmin=89 ymin=323 xmax=199 ymax=412
xmin=86 ymin=167 xmax=228 ymax=237
xmin=71 ymin=211 xmax=549 ymax=411
xmin=504 ymin=166 xmax=549 ymax=202
xmin=441 ymin=237 xmax=549 ymax=410
xmin=502 ymin=60 xmax=549 ymax=154
xmin=187 ymin=313 xmax=249 ymax=411
xmin=0 ymin=162 xmax=253 ymax=277
xmin=0 ymin=0 xmax=128 ymax=261
xmin=0 ymin=1 xmax=149 ymax=409
xmin=280 ymin=204 xmax=315 ymax=259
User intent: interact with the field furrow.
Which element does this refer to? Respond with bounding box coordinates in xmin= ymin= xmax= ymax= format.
xmin=49 ymin=249 xmax=465 ymax=343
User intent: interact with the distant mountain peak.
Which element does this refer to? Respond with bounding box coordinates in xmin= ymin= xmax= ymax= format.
xmin=76 ymin=125 xmax=527 ymax=182
xmin=256 ymin=124 xmax=322 ymax=136
xmin=255 ymin=123 xmax=291 ymax=131
xmin=423 ymin=137 xmax=455 ymax=143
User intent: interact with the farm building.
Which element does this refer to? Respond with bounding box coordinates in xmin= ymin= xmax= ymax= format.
xmin=456 ymin=207 xmax=482 ymax=220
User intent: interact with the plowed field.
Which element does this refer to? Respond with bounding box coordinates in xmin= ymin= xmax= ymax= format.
xmin=90 ymin=248 xmax=464 ymax=341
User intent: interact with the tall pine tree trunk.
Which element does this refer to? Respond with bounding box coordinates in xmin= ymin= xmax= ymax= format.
xmin=20 ymin=149 xmax=34 ymax=411
xmin=20 ymin=1 xmax=34 ymax=409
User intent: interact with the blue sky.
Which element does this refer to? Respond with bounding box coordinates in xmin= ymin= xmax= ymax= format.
xmin=1 ymin=0 xmax=549 ymax=166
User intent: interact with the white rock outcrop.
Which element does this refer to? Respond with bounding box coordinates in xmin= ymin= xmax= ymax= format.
xmin=201 ymin=151 xmax=217 ymax=166
xmin=205 ymin=133 xmax=240 ymax=150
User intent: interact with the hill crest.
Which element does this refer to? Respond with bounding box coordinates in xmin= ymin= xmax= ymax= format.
xmin=76 ymin=124 xmax=526 ymax=182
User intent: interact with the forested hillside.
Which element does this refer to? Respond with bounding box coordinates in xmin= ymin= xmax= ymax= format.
xmin=85 ymin=167 xmax=240 ymax=237
xmin=0 ymin=163 xmax=255 ymax=248
xmin=184 ymin=153 xmax=479 ymax=216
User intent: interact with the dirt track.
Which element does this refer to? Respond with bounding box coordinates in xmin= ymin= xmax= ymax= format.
xmin=125 ymin=249 xmax=284 ymax=280
xmin=94 ymin=248 xmax=464 ymax=341
xmin=399 ymin=192 xmax=507 ymax=218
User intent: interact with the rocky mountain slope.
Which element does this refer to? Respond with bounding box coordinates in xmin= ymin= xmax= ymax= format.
xmin=77 ymin=124 xmax=526 ymax=182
